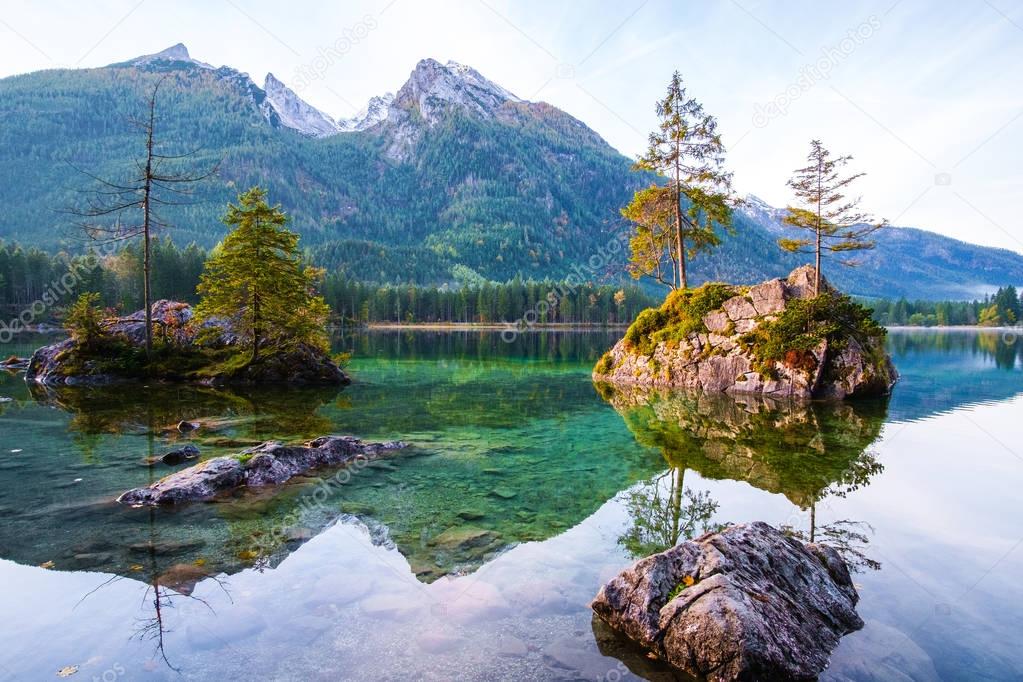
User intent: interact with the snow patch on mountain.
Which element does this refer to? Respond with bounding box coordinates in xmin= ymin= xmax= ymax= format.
xmin=337 ymin=93 xmax=394 ymax=132
xmin=119 ymin=48 xmax=528 ymax=153
xmin=392 ymin=58 xmax=520 ymax=125
xmin=127 ymin=43 xmax=213 ymax=69
xmin=739 ymin=194 xmax=790 ymax=235
xmin=262 ymin=73 xmax=341 ymax=137
xmin=383 ymin=58 xmax=524 ymax=160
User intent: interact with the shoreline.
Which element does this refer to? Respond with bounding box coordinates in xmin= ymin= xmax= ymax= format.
xmin=886 ymin=325 xmax=1021 ymax=332
xmin=4 ymin=322 xmax=1019 ymax=338
xmin=359 ymin=322 xmax=630 ymax=331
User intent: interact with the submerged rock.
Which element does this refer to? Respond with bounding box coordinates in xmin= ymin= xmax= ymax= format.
xmin=156 ymin=562 xmax=211 ymax=596
xmin=591 ymin=522 xmax=863 ymax=681
xmin=593 ymin=266 xmax=898 ymax=400
xmin=117 ymin=435 xmax=407 ymax=505
xmin=1 ymin=356 xmax=29 ymax=370
xmin=161 ymin=444 xmax=200 ymax=465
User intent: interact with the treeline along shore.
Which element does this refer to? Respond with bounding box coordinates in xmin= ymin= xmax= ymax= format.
xmin=0 ymin=238 xmax=1019 ymax=337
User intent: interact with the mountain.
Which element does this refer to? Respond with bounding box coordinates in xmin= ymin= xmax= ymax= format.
xmin=0 ymin=44 xmax=1020 ymax=298
xmin=0 ymin=45 xmax=640 ymax=285
xmin=262 ymin=72 xmax=340 ymax=137
xmin=739 ymin=195 xmax=1023 ymax=299
xmin=338 ymin=93 xmax=394 ymax=132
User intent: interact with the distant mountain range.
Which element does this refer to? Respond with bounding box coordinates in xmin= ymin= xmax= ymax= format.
xmin=0 ymin=43 xmax=1020 ymax=299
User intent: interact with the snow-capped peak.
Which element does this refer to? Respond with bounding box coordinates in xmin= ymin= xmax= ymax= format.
xmin=262 ymin=73 xmax=341 ymax=138
xmin=443 ymin=60 xmax=521 ymax=103
xmin=739 ymin=194 xmax=789 ymax=234
xmin=152 ymin=42 xmax=190 ymax=61
xmin=128 ymin=43 xmax=213 ymax=69
xmin=392 ymin=58 xmax=521 ymax=125
xmin=337 ymin=93 xmax=395 ymax=132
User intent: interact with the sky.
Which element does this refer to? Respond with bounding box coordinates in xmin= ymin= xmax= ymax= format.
xmin=1 ymin=0 xmax=1021 ymax=253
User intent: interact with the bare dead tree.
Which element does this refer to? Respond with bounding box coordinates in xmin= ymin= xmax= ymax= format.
xmin=66 ymin=76 xmax=218 ymax=358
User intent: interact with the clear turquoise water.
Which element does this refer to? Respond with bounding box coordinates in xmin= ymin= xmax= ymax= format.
xmin=0 ymin=329 xmax=1020 ymax=680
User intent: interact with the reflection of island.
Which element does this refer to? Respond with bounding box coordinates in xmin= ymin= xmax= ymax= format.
xmin=8 ymin=376 xmax=668 ymax=586
xmin=598 ymin=382 xmax=887 ymax=568
xmin=28 ymin=382 xmax=344 ymax=441
xmin=0 ymin=383 xmax=349 ymax=584
xmin=599 ymin=383 xmax=887 ymax=507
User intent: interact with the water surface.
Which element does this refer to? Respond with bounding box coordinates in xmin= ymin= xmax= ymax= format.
xmin=0 ymin=329 xmax=1021 ymax=680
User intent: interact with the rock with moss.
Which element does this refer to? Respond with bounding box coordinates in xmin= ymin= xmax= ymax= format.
xmin=591 ymin=521 xmax=863 ymax=681
xmin=593 ymin=266 xmax=897 ymax=400
xmin=26 ymin=300 xmax=348 ymax=386
xmin=117 ymin=435 xmax=407 ymax=505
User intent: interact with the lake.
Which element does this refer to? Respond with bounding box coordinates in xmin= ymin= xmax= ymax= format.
xmin=0 ymin=328 xmax=1021 ymax=681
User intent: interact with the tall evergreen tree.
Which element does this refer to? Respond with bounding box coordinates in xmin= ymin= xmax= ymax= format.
xmin=195 ymin=187 xmax=329 ymax=362
xmin=623 ymin=71 xmax=735 ymax=289
xmin=780 ymin=140 xmax=886 ymax=295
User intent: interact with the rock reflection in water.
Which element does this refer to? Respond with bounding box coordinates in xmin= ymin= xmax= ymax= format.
xmin=1 ymin=383 xmax=349 ymax=583
xmin=597 ymin=382 xmax=887 ymax=569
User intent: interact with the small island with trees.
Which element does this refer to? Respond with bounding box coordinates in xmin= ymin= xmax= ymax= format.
xmin=594 ymin=73 xmax=897 ymax=403
xmin=27 ymin=187 xmax=347 ymax=386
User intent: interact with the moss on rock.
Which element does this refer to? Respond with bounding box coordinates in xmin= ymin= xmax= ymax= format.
xmin=622 ymin=283 xmax=736 ymax=356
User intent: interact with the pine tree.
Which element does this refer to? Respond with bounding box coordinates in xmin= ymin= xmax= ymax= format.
xmin=195 ymin=187 xmax=330 ymax=362
xmin=780 ymin=140 xmax=887 ymax=295
xmin=623 ymin=71 xmax=735 ymax=289
xmin=621 ymin=186 xmax=677 ymax=288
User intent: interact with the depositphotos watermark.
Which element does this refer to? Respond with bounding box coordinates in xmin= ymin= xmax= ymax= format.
xmin=752 ymin=15 xmax=881 ymax=129
xmin=290 ymin=15 xmax=378 ymax=93
xmin=0 ymin=242 xmax=116 ymax=344
xmin=1002 ymin=323 xmax=1022 ymax=345
xmin=247 ymin=453 xmax=373 ymax=558
xmin=501 ymin=231 xmax=628 ymax=343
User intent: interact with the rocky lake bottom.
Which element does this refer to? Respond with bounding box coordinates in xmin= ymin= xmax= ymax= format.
xmin=0 ymin=328 xmax=1021 ymax=680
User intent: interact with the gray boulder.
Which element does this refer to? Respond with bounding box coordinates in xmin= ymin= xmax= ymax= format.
xmin=591 ymin=522 xmax=863 ymax=681
xmin=118 ymin=435 xmax=407 ymax=505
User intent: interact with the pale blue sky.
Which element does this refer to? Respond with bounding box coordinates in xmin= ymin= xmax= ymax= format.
xmin=1 ymin=0 xmax=1021 ymax=252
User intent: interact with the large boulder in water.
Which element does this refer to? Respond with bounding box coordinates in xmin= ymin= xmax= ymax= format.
xmin=593 ymin=267 xmax=897 ymax=400
xmin=118 ymin=435 xmax=407 ymax=505
xmin=591 ymin=522 xmax=863 ymax=681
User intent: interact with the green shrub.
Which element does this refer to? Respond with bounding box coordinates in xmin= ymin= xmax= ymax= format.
xmin=65 ymin=293 xmax=105 ymax=347
xmin=192 ymin=324 xmax=228 ymax=349
xmin=594 ymin=352 xmax=615 ymax=375
xmin=741 ymin=292 xmax=885 ymax=375
xmin=624 ymin=308 xmax=666 ymax=354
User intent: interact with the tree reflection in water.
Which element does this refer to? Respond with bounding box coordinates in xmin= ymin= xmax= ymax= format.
xmin=599 ymin=382 xmax=888 ymax=570
xmin=618 ymin=467 xmax=721 ymax=558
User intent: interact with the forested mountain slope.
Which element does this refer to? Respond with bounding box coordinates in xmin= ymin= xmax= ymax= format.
xmin=0 ymin=44 xmax=1020 ymax=298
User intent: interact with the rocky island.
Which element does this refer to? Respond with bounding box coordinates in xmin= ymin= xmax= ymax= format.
xmin=25 ymin=300 xmax=348 ymax=386
xmin=593 ymin=266 xmax=897 ymax=400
